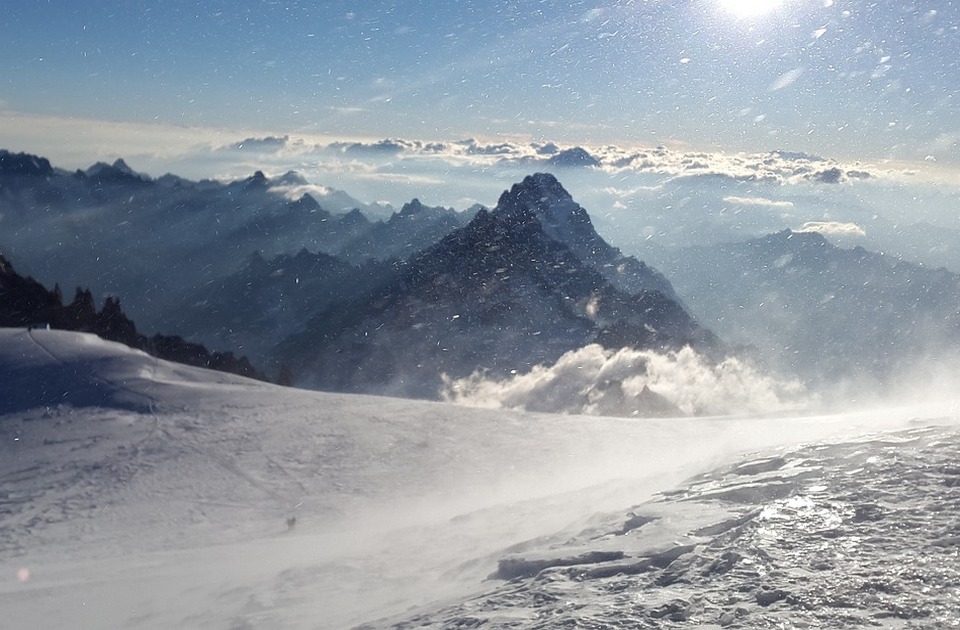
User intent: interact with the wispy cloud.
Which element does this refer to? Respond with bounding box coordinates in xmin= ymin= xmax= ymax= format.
xmin=723 ymin=196 xmax=795 ymax=208
xmin=327 ymin=106 xmax=369 ymax=115
xmin=796 ymin=221 xmax=867 ymax=237
xmin=229 ymin=135 xmax=292 ymax=153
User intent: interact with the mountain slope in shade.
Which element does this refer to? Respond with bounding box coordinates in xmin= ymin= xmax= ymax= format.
xmin=496 ymin=173 xmax=680 ymax=300
xmin=160 ymin=249 xmax=401 ymax=370
xmin=653 ymin=229 xmax=960 ymax=387
xmin=334 ymin=198 xmax=474 ymax=264
xmin=0 ymin=149 xmax=384 ymax=333
xmin=276 ymin=175 xmax=715 ymax=397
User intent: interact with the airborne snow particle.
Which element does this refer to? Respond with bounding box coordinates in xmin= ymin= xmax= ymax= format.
xmin=17 ymin=567 xmax=30 ymax=583
xmin=769 ymin=68 xmax=804 ymax=91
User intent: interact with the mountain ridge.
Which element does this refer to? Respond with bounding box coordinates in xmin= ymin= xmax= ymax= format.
xmin=276 ymin=174 xmax=716 ymax=397
xmin=495 ymin=173 xmax=681 ymax=301
xmin=652 ymin=228 xmax=960 ymax=386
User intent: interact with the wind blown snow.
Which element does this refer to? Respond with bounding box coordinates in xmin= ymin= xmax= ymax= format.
xmin=442 ymin=344 xmax=810 ymax=416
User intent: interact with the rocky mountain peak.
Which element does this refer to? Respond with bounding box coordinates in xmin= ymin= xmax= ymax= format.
xmin=547 ymin=147 xmax=601 ymax=168
xmin=0 ymin=150 xmax=54 ymax=177
xmin=491 ymin=173 xmax=679 ymax=300
xmin=275 ymin=174 xmax=715 ymax=397
xmin=494 ymin=173 xmax=593 ymax=243
xmin=111 ymin=158 xmax=135 ymax=175
xmin=84 ymin=158 xmax=150 ymax=183
xmin=273 ymin=170 xmax=309 ymax=186
xmin=288 ymin=193 xmax=321 ymax=212
xmin=245 ymin=171 xmax=269 ymax=188
xmin=398 ymin=198 xmax=429 ymax=216
xmin=496 ymin=172 xmax=573 ymax=213
xmin=340 ymin=208 xmax=371 ymax=226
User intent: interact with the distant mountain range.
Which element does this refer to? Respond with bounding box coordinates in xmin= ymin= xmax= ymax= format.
xmin=653 ymin=230 xmax=960 ymax=387
xmin=1 ymin=150 xmax=712 ymax=404
xmin=4 ymin=147 xmax=958 ymax=403
xmin=0 ymin=150 xmax=465 ymax=334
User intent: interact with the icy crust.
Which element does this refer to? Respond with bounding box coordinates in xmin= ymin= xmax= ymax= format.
xmin=371 ymin=425 xmax=960 ymax=629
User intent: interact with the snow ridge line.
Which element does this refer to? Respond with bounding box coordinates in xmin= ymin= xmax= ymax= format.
xmin=25 ymin=329 xmax=159 ymax=411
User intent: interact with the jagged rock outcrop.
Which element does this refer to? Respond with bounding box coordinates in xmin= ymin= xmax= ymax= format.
xmin=0 ymin=150 xmax=54 ymax=177
xmin=0 ymin=253 xmax=264 ymax=380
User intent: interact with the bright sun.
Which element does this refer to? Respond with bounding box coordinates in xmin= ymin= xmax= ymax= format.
xmin=718 ymin=0 xmax=784 ymax=18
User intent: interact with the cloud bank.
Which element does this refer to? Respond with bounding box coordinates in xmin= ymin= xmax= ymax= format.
xmin=442 ymin=345 xmax=810 ymax=418
xmin=796 ymin=221 xmax=867 ymax=237
xmin=202 ymin=134 xmax=892 ymax=187
xmin=4 ymin=111 xmax=948 ymax=261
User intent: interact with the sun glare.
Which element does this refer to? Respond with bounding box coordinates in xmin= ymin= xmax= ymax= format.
xmin=718 ymin=0 xmax=784 ymax=18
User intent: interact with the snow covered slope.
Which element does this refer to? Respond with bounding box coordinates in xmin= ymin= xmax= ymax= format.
xmin=372 ymin=423 xmax=960 ymax=628
xmin=0 ymin=328 xmax=955 ymax=629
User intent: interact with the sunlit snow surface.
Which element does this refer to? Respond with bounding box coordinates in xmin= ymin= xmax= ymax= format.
xmin=1 ymin=328 xmax=958 ymax=629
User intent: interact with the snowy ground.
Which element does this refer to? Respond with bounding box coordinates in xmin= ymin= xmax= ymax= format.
xmin=1 ymin=328 xmax=957 ymax=629
xmin=375 ymin=424 xmax=960 ymax=629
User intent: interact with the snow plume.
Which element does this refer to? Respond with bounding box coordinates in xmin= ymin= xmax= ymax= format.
xmin=442 ymin=345 xmax=810 ymax=417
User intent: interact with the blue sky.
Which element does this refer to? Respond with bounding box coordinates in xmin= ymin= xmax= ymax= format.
xmin=4 ymin=1 xmax=960 ymax=282
xmin=3 ymin=0 xmax=959 ymax=166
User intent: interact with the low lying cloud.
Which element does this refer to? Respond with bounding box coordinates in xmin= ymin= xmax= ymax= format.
xmin=329 ymin=139 xmax=412 ymax=155
xmin=442 ymin=345 xmax=810 ymax=418
xmin=1 ymin=106 xmax=901 ymax=201
xmin=723 ymin=196 xmax=795 ymax=209
xmin=796 ymin=221 xmax=867 ymax=237
xmin=230 ymin=135 xmax=291 ymax=152
xmin=199 ymin=135 xmax=889 ymax=187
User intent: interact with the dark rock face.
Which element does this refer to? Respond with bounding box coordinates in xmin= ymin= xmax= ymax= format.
xmin=276 ymin=175 xmax=715 ymax=397
xmin=161 ymin=249 xmax=400 ymax=370
xmin=84 ymin=158 xmax=152 ymax=185
xmin=0 ymin=253 xmax=263 ymax=380
xmin=0 ymin=150 xmax=54 ymax=177
xmin=495 ymin=173 xmax=680 ymax=300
